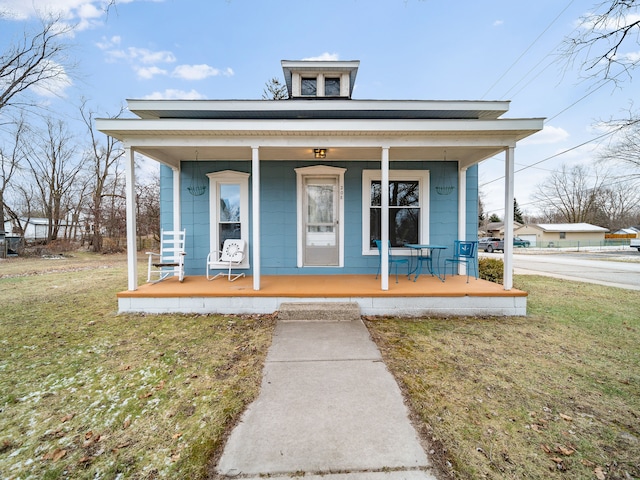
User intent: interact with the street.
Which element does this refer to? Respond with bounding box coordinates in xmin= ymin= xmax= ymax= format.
xmin=481 ymin=249 xmax=640 ymax=291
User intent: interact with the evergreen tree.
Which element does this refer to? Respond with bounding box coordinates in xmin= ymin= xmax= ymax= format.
xmin=514 ymin=198 xmax=524 ymax=224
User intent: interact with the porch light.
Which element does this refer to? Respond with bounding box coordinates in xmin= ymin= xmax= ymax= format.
xmin=314 ymin=148 xmax=327 ymax=159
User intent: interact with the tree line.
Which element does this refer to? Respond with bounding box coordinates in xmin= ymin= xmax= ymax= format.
xmin=0 ymin=14 xmax=158 ymax=254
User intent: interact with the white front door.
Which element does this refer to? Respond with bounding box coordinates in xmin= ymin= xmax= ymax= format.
xmin=302 ymin=176 xmax=339 ymax=266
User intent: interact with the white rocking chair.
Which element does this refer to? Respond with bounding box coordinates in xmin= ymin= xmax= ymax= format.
xmin=207 ymin=239 xmax=246 ymax=282
xmin=146 ymin=229 xmax=186 ymax=283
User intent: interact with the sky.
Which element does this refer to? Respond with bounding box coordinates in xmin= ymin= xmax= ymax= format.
xmin=1 ymin=0 xmax=638 ymax=218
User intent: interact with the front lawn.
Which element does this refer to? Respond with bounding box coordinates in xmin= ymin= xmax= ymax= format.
xmin=366 ymin=277 xmax=640 ymax=479
xmin=0 ymin=253 xmax=275 ymax=479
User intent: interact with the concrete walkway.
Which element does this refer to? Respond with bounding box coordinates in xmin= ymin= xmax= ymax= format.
xmin=214 ymin=319 xmax=438 ymax=479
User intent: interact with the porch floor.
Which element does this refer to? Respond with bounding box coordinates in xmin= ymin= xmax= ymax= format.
xmin=118 ymin=274 xmax=527 ymax=317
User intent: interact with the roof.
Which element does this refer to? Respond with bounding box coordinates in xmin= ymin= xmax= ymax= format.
xmin=125 ymin=99 xmax=513 ymax=121
xmin=96 ymin=59 xmax=544 ymax=170
xmin=532 ymin=223 xmax=609 ymax=233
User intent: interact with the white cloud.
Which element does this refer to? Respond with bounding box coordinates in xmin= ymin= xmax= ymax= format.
xmin=95 ymin=35 xmax=121 ymax=50
xmin=302 ymin=52 xmax=340 ymax=61
xmin=28 ymin=60 xmax=73 ymax=97
xmin=493 ymin=20 xmax=504 ymax=27
xmin=143 ymin=89 xmax=206 ymax=100
xmin=172 ymin=64 xmax=223 ymax=80
xmin=135 ymin=66 xmax=168 ymax=80
xmin=103 ymin=45 xmax=176 ymax=73
xmin=520 ymin=125 xmax=569 ymax=145
xmin=126 ymin=47 xmax=176 ymax=64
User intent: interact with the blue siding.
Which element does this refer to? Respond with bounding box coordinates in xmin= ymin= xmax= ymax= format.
xmin=160 ymin=161 xmax=478 ymax=276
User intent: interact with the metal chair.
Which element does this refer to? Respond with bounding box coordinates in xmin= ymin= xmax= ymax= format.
xmin=445 ymin=240 xmax=478 ymax=283
xmin=207 ymin=239 xmax=246 ymax=282
xmin=375 ymin=240 xmax=410 ymax=283
xmin=146 ymin=229 xmax=186 ymax=283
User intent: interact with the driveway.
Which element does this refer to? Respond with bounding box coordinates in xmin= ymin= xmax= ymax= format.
xmin=481 ymin=249 xmax=640 ymax=291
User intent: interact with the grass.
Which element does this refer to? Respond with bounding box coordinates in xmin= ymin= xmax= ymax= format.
xmin=0 ymin=253 xmax=275 ymax=480
xmin=3 ymin=252 xmax=639 ymax=480
xmin=365 ymin=276 xmax=640 ymax=480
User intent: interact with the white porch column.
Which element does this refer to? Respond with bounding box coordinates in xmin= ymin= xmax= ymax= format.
xmin=503 ymin=147 xmax=515 ymax=290
xmin=457 ymin=166 xmax=468 ymax=275
xmin=172 ymin=166 xmax=180 ymax=231
xmin=252 ymin=147 xmax=261 ymax=291
xmin=124 ymin=147 xmax=138 ymax=291
xmin=381 ymin=146 xmax=390 ymax=291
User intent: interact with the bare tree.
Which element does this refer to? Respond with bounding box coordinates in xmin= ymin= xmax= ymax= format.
xmin=262 ymin=77 xmax=288 ymax=100
xmin=563 ymin=0 xmax=640 ymax=85
xmin=0 ymin=13 xmax=74 ymax=116
xmin=593 ymin=177 xmax=640 ymax=230
xmin=598 ymin=109 xmax=640 ymax=179
xmin=533 ymin=163 xmax=607 ymax=224
xmin=0 ymin=118 xmax=26 ymax=230
xmin=23 ymin=118 xmax=82 ymax=242
xmin=79 ymin=101 xmax=125 ymax=252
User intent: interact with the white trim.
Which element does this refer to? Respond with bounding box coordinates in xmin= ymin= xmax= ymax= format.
xmin=251 ymin=147 xmax=260 ymax=291
xmin=172 ymin=166 xmax=180 ymax=232
xmin=125 ymin=147 xmax=138 ymax=291
xmin=457 ymin=166 xmax=467 ymax=275
xmin=207 ymin=170 xmax=250 ymax=269
xmin=361 ymin=169 xmax=430 ymax=256
xmin=503 ymin=147 xmax=515 ymax=290
xmin=295 ymin=165 xmax=346 ymax=268
xmin=381 ymin=148 xmax=390 ymax=291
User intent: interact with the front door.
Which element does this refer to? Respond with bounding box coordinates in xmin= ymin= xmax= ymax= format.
xmin=303 ymin=176 xmax=339 ymax=266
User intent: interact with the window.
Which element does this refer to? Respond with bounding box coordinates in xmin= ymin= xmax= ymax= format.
xmin=362 ymin=170 xmax=429 ymax=254
xmin=301 ymin=78 xmax=317 ymax=96
xmin=559 ymin=232 xmax=566 ymax=239
xmin=208 ymin=170 xmax=250 ymax=267
xmin=325 ymin=77 xmax=340 ymax=96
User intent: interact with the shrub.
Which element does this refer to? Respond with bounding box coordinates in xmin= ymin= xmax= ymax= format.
xmin=479 ymin=256 xmax=503 ymax=284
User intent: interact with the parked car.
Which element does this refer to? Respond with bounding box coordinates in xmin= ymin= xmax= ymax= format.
xmin=478 ymin=236 xmax=530 ymax=252
xmin=479 ymin=237 xmax=503 ymax=252
xmin=631 ymin=238 xmax=640 ymax=252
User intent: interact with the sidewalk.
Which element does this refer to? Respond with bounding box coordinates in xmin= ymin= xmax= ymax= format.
xmin=214 ymin=319 xmax=438 ymax=479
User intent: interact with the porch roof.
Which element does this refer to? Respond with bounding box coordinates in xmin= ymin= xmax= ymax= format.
xmin=96 ymin=116 xmax=543 ymax=170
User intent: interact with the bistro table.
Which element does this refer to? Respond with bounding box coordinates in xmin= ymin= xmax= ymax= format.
xmin=404 ymin=244 xmax=448 ymax=282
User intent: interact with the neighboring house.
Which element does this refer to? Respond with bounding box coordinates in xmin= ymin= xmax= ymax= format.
xmin=613 ymin=227 xmax=640 ymax=237
xmin=481 ymin=221 xmax=522 ymax=238
xmin=514 ymin=223 xmax=609 ymax=247
xmin=3 ymin=218 xmax=80 ymax=242
xmin=97 ymin=59 xmax=543 ymax=315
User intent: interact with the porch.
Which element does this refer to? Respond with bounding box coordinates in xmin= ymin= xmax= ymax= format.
xmin=117 ymin=274 xmax=527 ymax=316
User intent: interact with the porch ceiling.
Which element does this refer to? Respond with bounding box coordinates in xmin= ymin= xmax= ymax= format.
xmin=136 ymin=145 xmax=505 ymax=169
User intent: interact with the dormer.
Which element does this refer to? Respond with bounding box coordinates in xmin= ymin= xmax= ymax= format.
xmin=281 ymin=60 xmax=360 ymax=99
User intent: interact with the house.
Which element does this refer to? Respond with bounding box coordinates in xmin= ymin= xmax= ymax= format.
xmin=3 ymin=217 xmax=80 ymax=243
xmin=480 ymin=221 xmax=523 ymax=238
xmin=514 ymin=223 xmax=609 ymax=247
xmin=96 ymin=59 xmax=543 ymax=316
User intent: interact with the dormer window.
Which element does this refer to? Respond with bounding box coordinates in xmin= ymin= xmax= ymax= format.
xmin=281 ymin=60 xmax=360 ymax=99
xmin=301 ymin=78 xmax=317 ymax=96
xmin=324 ymin=77 xmax=340 ymax=96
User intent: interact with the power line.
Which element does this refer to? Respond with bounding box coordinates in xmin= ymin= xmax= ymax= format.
xmin=479 ymin=125 xmax=625 ymax=188
xmin=481 ymin=0 xmax=576 ymax=99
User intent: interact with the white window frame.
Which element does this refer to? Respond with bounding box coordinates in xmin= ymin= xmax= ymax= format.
xmin=207 ymin=170 xmax=250 ymax=268
xmin=362 ymin=169 xmax=430 ymax=255
xmin=295 ymin=165 xmax=346 ymax=268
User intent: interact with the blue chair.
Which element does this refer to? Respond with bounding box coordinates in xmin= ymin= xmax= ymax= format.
xmin=375 ymin=240 xmax=410 ymax=283
xmin=444 ymin=240 xmax=478 ymax=283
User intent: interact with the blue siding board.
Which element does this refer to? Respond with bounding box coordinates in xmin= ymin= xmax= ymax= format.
xmin=160 ymin=160 xmax=478 ymax=276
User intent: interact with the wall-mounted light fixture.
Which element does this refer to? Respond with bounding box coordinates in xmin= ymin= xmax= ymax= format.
xmin=314 ymin=148 xmax=327 ymax=159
